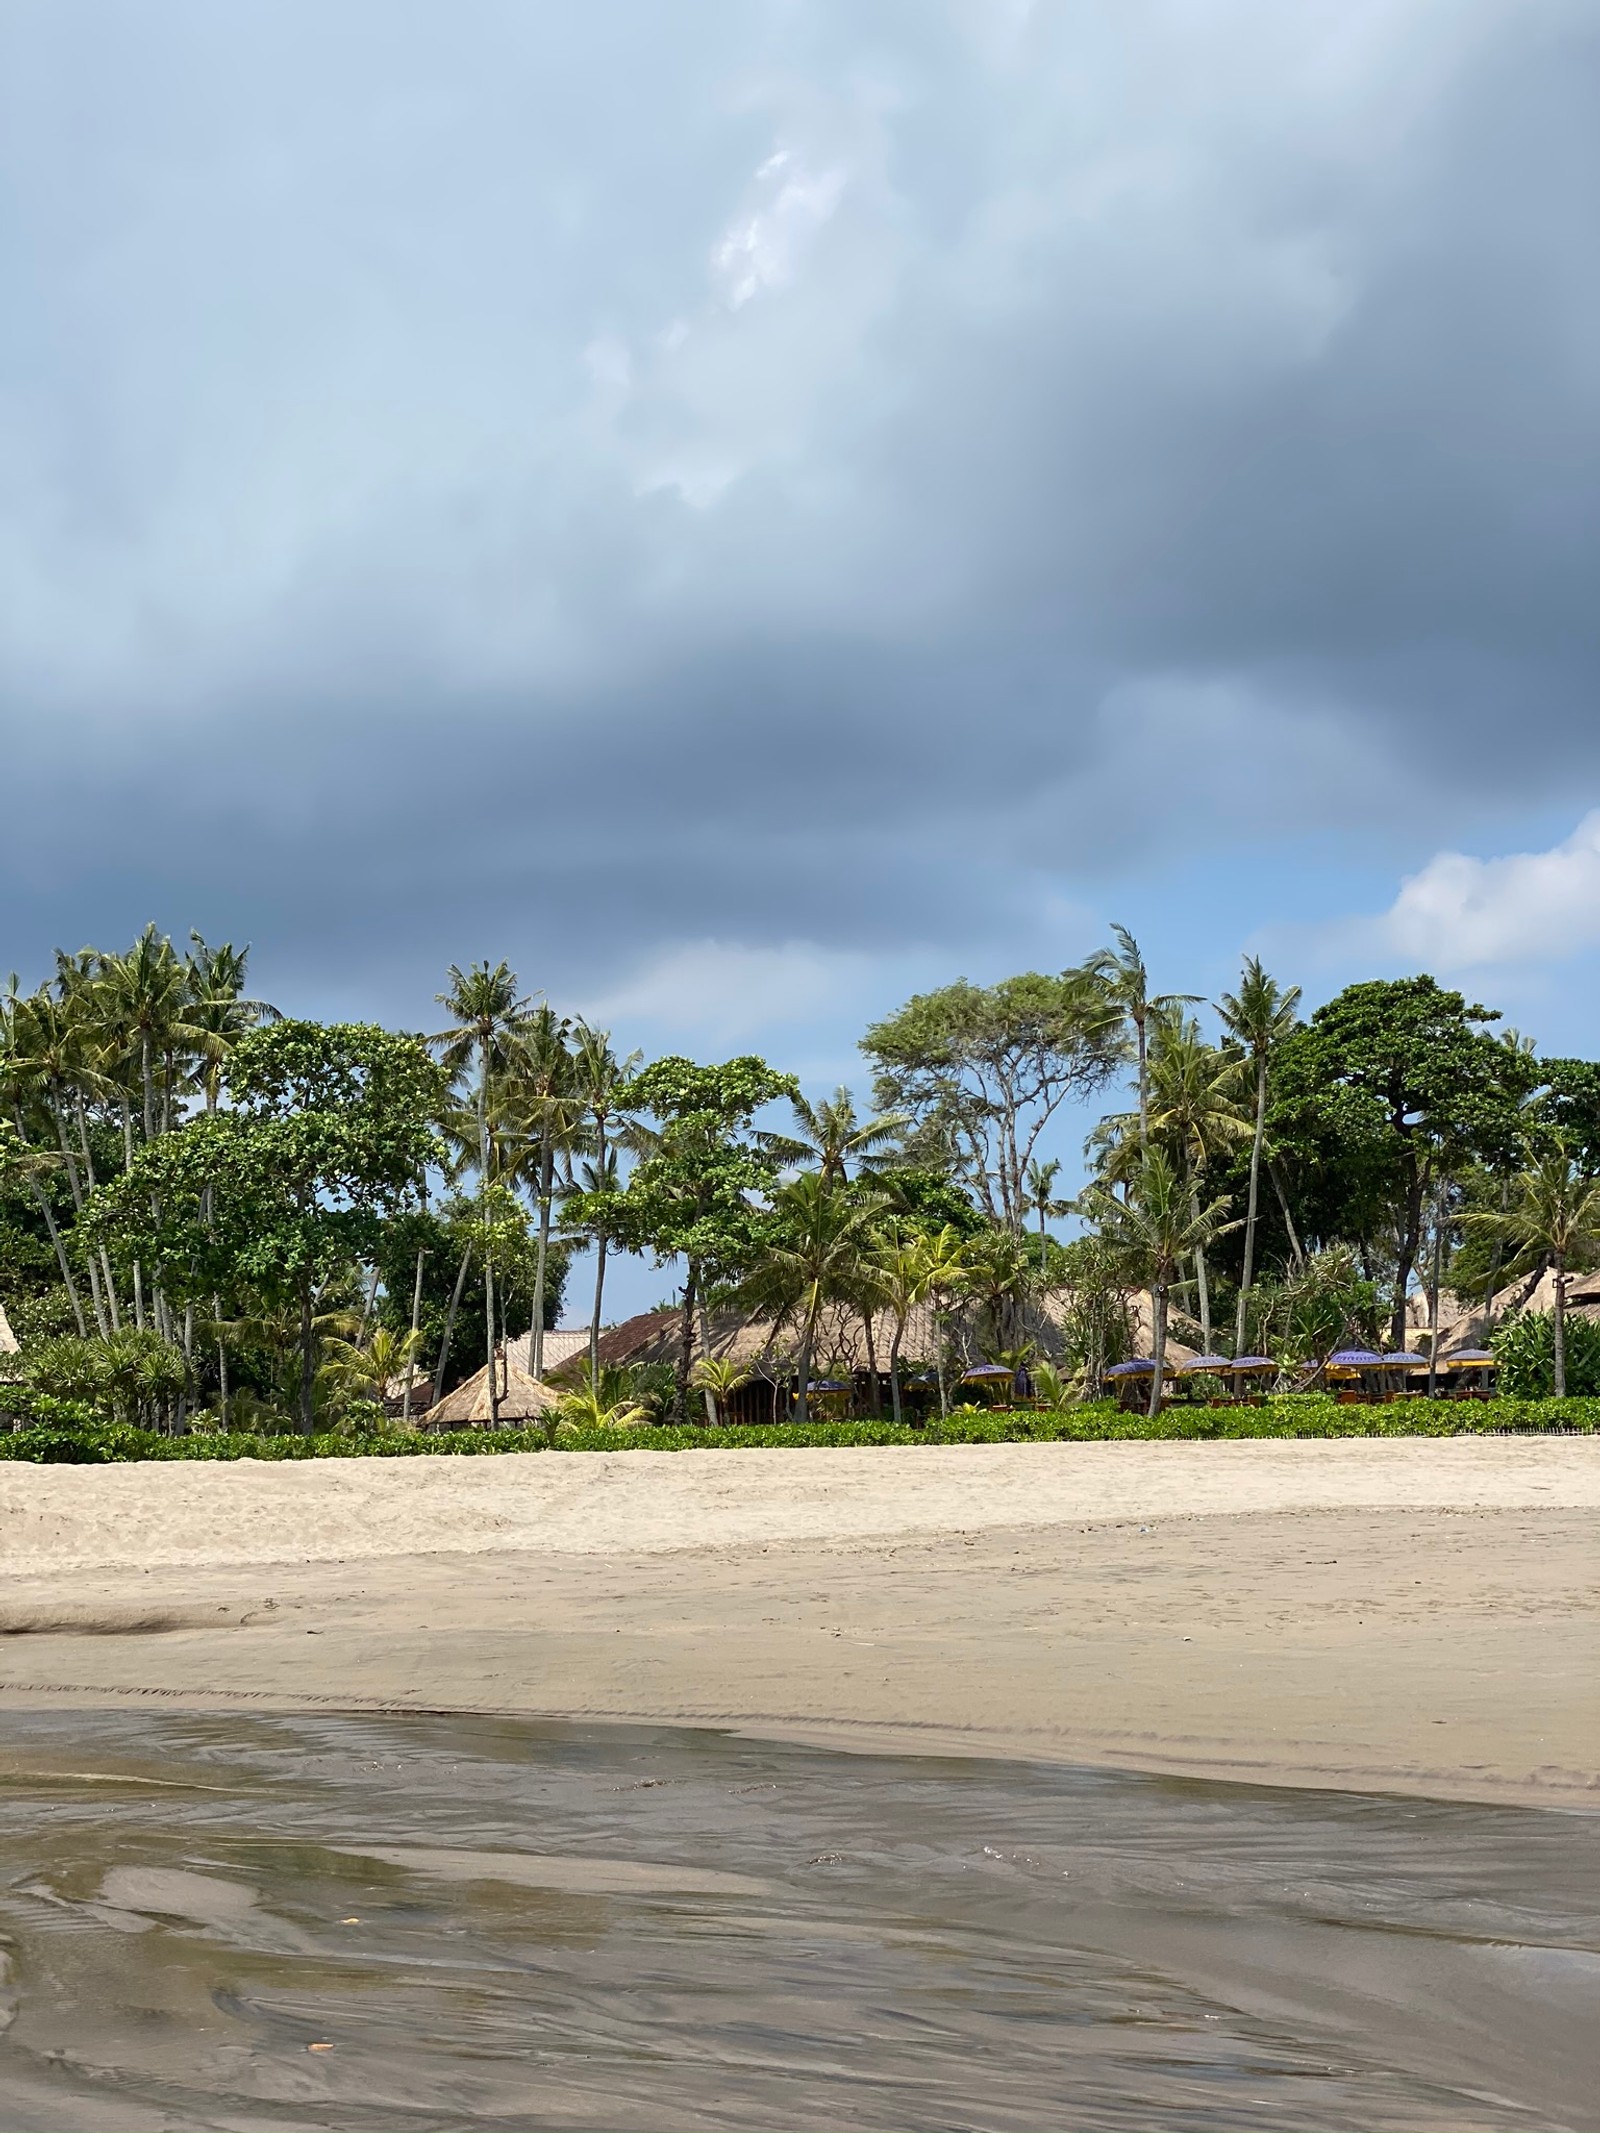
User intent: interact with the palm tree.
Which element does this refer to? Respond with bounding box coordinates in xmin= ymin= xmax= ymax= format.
xmin=870 ymin=1232 xmax=929 ymax=1424
xmin=690 ymin=1354 xmax=747 ymax=1426
xmin=768 ymin=1087 xmax=908 ymax=1184
xmin=903 ymin=1224 xmax=970 ymax=1418
xmin=1078 ymin=926 xmax=1196 ymax=1153
xmin=319 ymin=1324 xmax=427 ymax=1412
xmin=1080 ymin=1150 xmax=1238 ymax=1418
xmin=503 ymin=1006 xmax=579 ymax=1382
xmin=1216 ymin=957 xmax=1302 ymax=1357
xmin=432 ymin=962 xmax=535 ymax=1424
xmin=569 ymin=1024 xmax=638 ymax=1387
xmin=744 ymin=1170 xmax=886 ymax=1423
xmin=1023 ymin=1157 xmax=1070 ymax=1274
xmin=1144 ymin=1010 xmax=1251 ymax=1352
xmin=1461 ymin=1143 xmax=1600 ymax=1396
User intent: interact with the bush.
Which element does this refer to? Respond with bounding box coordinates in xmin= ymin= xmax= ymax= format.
xmin=1492 ymin=1311 xmax=1600 ymax=1398
xmin=0 ymin=1394 xmax=1595 ymax=1461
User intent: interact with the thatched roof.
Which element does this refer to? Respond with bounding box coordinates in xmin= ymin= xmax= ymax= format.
xmin=424 ymin=1358 xmax=562 ymax=1426
xmin=503 ymin=1329 xmax=591 ymax=1377
xmin=0 ymin=1302 xmax=17 ymax=1357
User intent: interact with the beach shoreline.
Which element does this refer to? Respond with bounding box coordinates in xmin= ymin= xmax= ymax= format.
xmin=3 ymin=1440 xmax=1596 ymax=1810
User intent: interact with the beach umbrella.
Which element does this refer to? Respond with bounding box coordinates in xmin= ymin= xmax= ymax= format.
xmin=1105 ymin=1357 xmax=1178 ymax=1377
xmin=961 ymin=1363 xmax=1016 ymax=1381
xmin=1227 ymin=1356 xmax=1278 ymax=1373
xmin=1380 ymin=1352 xmax=1431 ymax=1369
xmin=1176 ymin=1354 xmax=1233 ymax=1374
xmin=806 ymin=1379 xmax=851 ymax=1393
xmin=1443 ymin=1349 xmax=1497 ymax=1367
xmin=1326 ymin=1349 xmax=1385 ymax=1367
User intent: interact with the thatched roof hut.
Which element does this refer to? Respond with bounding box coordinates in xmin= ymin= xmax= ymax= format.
xmin=424 ymin=1358 xmax=562 ymax=1427
xmin=0 ymin=1302 xmax=17 ymax=1357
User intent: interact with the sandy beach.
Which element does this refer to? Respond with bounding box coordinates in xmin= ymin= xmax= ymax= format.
xmin=2 ymin=1438 xmax=1596 ymax=1806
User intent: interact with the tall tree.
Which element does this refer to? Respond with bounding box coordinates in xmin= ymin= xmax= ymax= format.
xmin=863 ymin=973 xmax=1121 ymax=1233
xmin=1461 ymin=1143 xmax=1600 ymax=1397
xmin=567 ymin=1022 xmax=640 ymax=1389
xmin=570 ymin=1056 xmax=796 ymax=1424
xmin=1080 ymin=1151 xmax=1237 ymax=1418
xmin=1269 ymin=978 xmax=1537 ymax=1349
xmin=431 ymin=963 xmax=534 ymax=1424
xmin=741 ymin=1171 xmax=886 ymax=1423
xmin=1216 ymin=957 xmax=1302 ymax=1356
xmin=1077 ymin=926 xmax=1196 ymax=1152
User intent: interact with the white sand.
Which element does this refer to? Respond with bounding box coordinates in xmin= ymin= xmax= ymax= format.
xmin=2 ymin=1439 xmax=1596 ymax=1807
xmin=3 ymin=1436 xmax=1596 ymax=1575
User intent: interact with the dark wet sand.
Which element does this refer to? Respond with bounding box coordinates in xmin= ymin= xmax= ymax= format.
xmin=1 ymin=1710 xmax=1596 ymax=2132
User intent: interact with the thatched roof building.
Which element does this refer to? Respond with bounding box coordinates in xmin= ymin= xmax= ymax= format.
xmin=424 ymin=1358 xmax=562 ymax=1426
xmin=0 ymin=1302 xmax=17 ymax=1357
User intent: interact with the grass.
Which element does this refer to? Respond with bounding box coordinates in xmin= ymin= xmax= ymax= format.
xmin=2 ymin=1396 xmax=1597 ymax=1461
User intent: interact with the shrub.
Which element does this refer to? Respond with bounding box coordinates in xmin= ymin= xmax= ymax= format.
xmin=1492 ymin=1311 xmax=1600 ymax=1398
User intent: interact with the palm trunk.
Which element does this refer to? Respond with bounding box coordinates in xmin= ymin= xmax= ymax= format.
xmin=299 ymin=1283 xmax=316 ymax=1435
xmin=75 ymin=1094 xmax=121 ymax=1332
xmin=214 ymin=1293 xmax=229 ymax=1428
xmin=484 ymin=1258 xmax=499 ymax=1426
xmin=695 ymin=1292 xmax=719 ymax=1425
xmin=1235 ymin=1056 xmax=1267 ymax=1354
xmin=1135 ymin=1012 xmax=1149 ymax=1150
xmin=1553 ymin=1257 xmax=1567 ymax=1399
xmin=28 ymin=1178 xmax=88 ymax=1337
xmin=862 ymin=1306 xmax=880 ymax=1415
xmin=1268 ymin=1158 xmax=1304 ymax=1272
xmin=795 ymin=1299 xmax=819 ymax=1426
xmin=889 ymin=1318 xmax=904 ymax=1424
xmin=588 ymin=1117 xmax=608 ymax=1389
xmin=1189 ymin=1177 xmax=1211 ymax=1352
xmin=401 ymin=1247 xmax=426 ymax=1425
xmin=1147 ymin=1277 xmax=1168 ymax=1420
xmin=531 ymin=1139 xmax=554 ymax=1381
xmin=433 ymin=1244 xmax=473 ymax=1407
xmin=934 ymin=1306 xmax=950 ymax=1418
xmin=119 ymin=1098 xmax=147 ymax=1331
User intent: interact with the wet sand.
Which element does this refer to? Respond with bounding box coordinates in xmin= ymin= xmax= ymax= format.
xmin=1 ymin=1709 xmax=1595 ymax=2131
xmin=2 ymin=1440 xmax=1596 ymax=1806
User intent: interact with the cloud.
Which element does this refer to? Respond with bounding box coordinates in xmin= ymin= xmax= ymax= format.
xmin=1369 ymin=814 xmax=1600 ymax=970
xmin=1 ymin=0 xmax=1597 ymax=1046
xmin=580 ymin=939 xmax=879 ymax=1047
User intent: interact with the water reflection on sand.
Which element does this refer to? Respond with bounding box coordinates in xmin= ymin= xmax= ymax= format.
xmin=0 ymin=1712 xmax=1594 ymax=2130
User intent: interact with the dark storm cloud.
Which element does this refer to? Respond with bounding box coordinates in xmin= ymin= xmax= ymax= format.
xmin=2 ymin=0 xmax=1596 ymax=1016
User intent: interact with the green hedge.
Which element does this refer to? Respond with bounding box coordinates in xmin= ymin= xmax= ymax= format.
xmin=2 ymin=1396 xmax=1596 ymax=1462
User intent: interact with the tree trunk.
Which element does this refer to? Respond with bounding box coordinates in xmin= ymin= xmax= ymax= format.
xmin=934 ymin=1307 xmax=950 ymax=1417
xmin=1390 ymin=1155 xmax=1425 ymax=1353
xmin=675 ymin=1267 xmax=698 ymax=1427
xmin=888 ymin=1320 xmax=904 ymax=1424
xmin=1235 ymin=1055 xmax=1267 ymax=1354
xmin=1268 ymin=1158 xmax=1304 ymax=1272
xmin=1147 ymin=1277 xmax=1168 ymax=1420
xmin=531 ymin=1138 xmax=555 ymax=1380
xmin=862 ymin=1306 xmax=881 ymax=1415
xmin=402 ymin=1247 xmax=426 ymax=1425
xmin=214 ymin=1293 xmax=229 ymax=1429
xmin=1553 ymin=1257 xmax=1567 ymax=1399
xmin=484 ymin=1257 xmax=499 ymax=1427
xmin=433 ymin=1244 xmax=473 ymax=1407
xmin=1425 ymin=1182 xmax=1445 ymax=1397
xmin=28 ymin=1178 xmax=88 ymax=1337
xmin=588 ymin=1117 xmax=608 ymax=1390
xmin=298 ymin=1284 xmax=316 ymax=1436
xmin=1189 ymin=1178 xmax=1211 ymax=1352
xmin=1135 ymin=1011 xmax=1149 ymax=1150
xmin=696 ymin=1292 xmax=719 ymax=1424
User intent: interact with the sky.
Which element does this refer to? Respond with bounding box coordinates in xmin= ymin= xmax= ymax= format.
xmin=3 ymin=1 xmax=1598 ymax=1317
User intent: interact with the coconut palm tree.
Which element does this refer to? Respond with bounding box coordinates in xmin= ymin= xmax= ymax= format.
xmin=1216 ymin=957 xmax=1302 ymax=1357
xmin=431 ymin=962 xmax=536 ymax=1425
xmin=1461 ymin=1142 xmax=1600 ymax=1397
xmin=743 ymin=1170 xmax=886 ymax=1423
xmin=566 ymin=1022 xmax=639 ymax=1386
xmin=1080 ymin=1150 xmax=1238 ymax=1418
xmin=690 ymin=1354 xmax=747 ymax=1426
xmin=1077 ymin=926 xmax=1196 ymax=1154
xmin=502 ymin=1006 xmax=580 ymax=1382
xmin=1023 ymin=1156 xmax=1070 ymax=1275
xmin=767 ymin=1087 xmax=908 ymax=1185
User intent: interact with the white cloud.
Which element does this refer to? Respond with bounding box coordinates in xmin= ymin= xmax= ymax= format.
xmin=710 ymin=149 xmax=848 ymax=309
xmin=1373 ymin=813 xmax=1600 ymax=967
xmin=581 ymin=938 xmax=876 ymax=1045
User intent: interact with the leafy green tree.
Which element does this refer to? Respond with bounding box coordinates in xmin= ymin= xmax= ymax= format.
xmin=863 ymin=972 xmax=1121 ymax=1233
xmin=1076 ymin=926 xmax=1197 ymax=1150
xmin=566 ymin=1022 xmax=641 ymax=1387
xmin=569 ymin=1056 xmax=796 ymax=1423
xmin=90 ymin=1021 xmax=443 ymax=1433
xmin=1461 ymin=1143 xmax=1600 ymax=1396
xmin=1268 ymin=978 xmax=1537 ymax=1348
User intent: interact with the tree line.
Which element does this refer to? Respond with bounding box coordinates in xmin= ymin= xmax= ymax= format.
xmin=5 ymin=923 xmax=1600 ymax=1434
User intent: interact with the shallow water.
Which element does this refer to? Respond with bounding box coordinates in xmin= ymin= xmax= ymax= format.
xmin=0 ymin=1713 xmax=1594 ymax=2131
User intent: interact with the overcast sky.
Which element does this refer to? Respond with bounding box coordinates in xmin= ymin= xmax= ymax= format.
xmin=3 ymin=1 xmax=1598 ymax=1309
